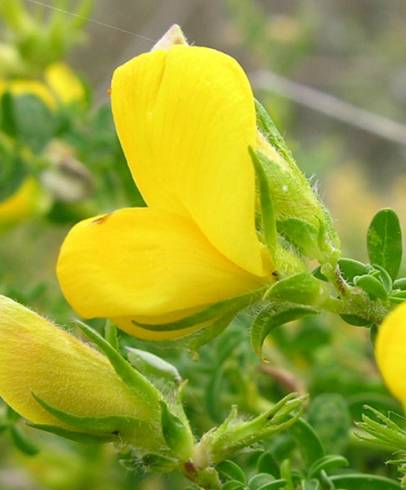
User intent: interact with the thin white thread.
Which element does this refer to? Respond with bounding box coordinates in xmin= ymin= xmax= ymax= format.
xmin=24 ymin=0 xmax=155 ymax=43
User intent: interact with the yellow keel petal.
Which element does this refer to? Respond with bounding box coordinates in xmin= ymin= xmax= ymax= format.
xmin=57 ymin=207 xmax=262 ymax=321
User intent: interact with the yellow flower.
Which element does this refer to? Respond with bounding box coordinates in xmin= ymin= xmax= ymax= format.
xmin=0 ymin=79 xmax=55 ymax=108
xmin=57 ymin=42 xmax=274 ymax=340
xmin=0 ymin=295 xmax=164 ymax=451
xmin=0 ymin=177 xmax=42 ymax=228
xmin=376 ymin=302 xmax=406 ymax=405
xmin=44 ymin=62 xmax=85 ymax=104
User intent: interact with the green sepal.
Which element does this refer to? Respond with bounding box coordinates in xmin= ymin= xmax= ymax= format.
xmin=330 ymin=474 xmax=401 ymax=489
xmin=32 ymin=392 xmax=140 ymax=435
xmin=160 ymin=401 xmax=194 ymax=462
xmin=265 ymin=272 xmax=329 ymax=306
xmin=277 ymin=218 xmax=321 ymax=260
xmin=367 ymin=208 xmax=403 ymax=280
xmin=76 ymin=320 xmax=160 ymax=404
xmin=250 ymin=303 xmax=318 ymax=357
xmin=354 ymin=274 xmax=387 ymax=300
xmin=250 ymin=147 xmax=277 ymax=251
xmin=28 ymin=423 xmax=114 ymax=444
xmin=132 ymin=293 xmax=257 ymax=333
xmin=338 ymin=258 xmax=370 ymax=284
xmin=10 ymin=426 xmax=39 ymax=455
xmin=255 ymin=99 xmax=295 ymax=167
xmin=126 ymin=347 xmax=181 ymax=388
xmin=308 ymin=454 xmax=349 ymax=478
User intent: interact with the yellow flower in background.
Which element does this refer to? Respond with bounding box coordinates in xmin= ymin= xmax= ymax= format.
xmin=57 ymin=42 xmax=274 ymax=340
xmin=376 ymin=302 xmax=406 ymax=407
xmin=0 ymin=295 xmax=164 ymax=451
xmin=0 ymin=177 xmax=42 ymax=228
xmin=44 ymin=62 xmax=85 ymax=104
xmin=0 ymin=79 xmax=55 ymax=108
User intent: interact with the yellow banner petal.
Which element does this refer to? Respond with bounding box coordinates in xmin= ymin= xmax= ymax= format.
xmin=376 ymin=302 xmax=406 ymax=403
xmin=57 ymin=207 xmax=263 ymax=321
xmin=111 ymin=45 xmax=265 ymax=276
xmin=0 ymin=295 xmax=150 ymax=427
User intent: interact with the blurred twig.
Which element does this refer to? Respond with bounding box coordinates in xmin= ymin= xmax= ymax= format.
xmin=252 ymin=69 xmax=406 ymax=146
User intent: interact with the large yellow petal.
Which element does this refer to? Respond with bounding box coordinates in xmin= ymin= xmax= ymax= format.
xmin=376 ymin=303 xmax=406 ymax=403
xmin=111 ymin=45 xmax=265 ymax=276
xmin=0 ymin=295 xmax=152 ymax=427
xmin=57 ymin=207 xmax=263 ymax=321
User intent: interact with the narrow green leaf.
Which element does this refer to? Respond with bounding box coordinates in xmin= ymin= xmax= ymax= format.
xmin=367 ymin=208 xmax=403 ymax=280
xmin=160 ymin=401 xmax=193 ymax=461
xmin=250 ymin=147 xmax=277 ymax=251
xmin=256 ymin=480 xmax=287 ymax=490
xmin=32 ymin=393 xmax=140 ymax=434
xmin=250 ymin=303 xmax=318 ymax=357
xmin=248 ymin=473 xmax=274 ymax=490
xmin=330 ymin=474 xmax=401 ymax=489
xmin=10 ymin=426 xmax=39 ymax=455
xmin=75 ymin=320 xmax=160 ymax=404
xmin=255 ymin=99 xmax=295 ymax=167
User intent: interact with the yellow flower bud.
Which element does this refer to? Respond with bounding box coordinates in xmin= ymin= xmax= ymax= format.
xmin=376 ymin=302 xmax=406 ymax=406
xmin=0 ymin=295 xmax=165 ymax=452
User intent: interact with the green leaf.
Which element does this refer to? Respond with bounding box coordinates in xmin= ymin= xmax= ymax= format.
xmin=222 ymin=482 xmax=245 ymax=490
xmin=338 ymin=258 xmax=370 ymax=284
xmin=0 ymin=142 xmax=28 ymax=201
xmin=393 ymin=278 xmax=406 ymax=290
xmin=340 ymin=314 xmax=371 ymax=327
xmin=29 ymin=423 xmax=114 ymax=444
xmin=76 ymin=320 xmax=159 ymax=404
xmin=255 ymin=99 xmax=295 ymax=167
xmin=0 ymin=91 xmax=17 ymax=136
xmin=308 ymin=454 xmax=349 ymax=478
xmin=255 ymin=480 xmax=286 ymax=490
xmin=256 ymin=451 xmax=280 ymax=478
xmin=248 ymin=473 xmax=275 ymax=490
xmin=371 ymin=264 xmax=393 ymax=292
xmin=354 ymin=274 xmax=387 ymax=300
xmin=10 ymin=426 xmax=39 ymax=455
xmin=367 ymin=208 xmax=403 ymax=280
xmin=302 ymin=481 xmax=320 ymax=490
xmin=265 ymin=273 xmax=328 ymax=306
xmin=330 ymin=474 xmax=401 ymax=489
xmin=250 ymin=303 xmax=318 ymax=357
xmin=250 ymin=147 xmax=277 ymax=251
xmin=217 ymin=460 xmax=246 ymax=484
xmin=290 ymin=418 xmax=324 ymax=466
xmin=32 ymin=393 xmax=141 ymax=434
